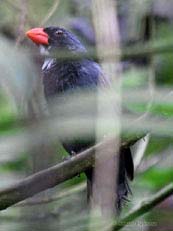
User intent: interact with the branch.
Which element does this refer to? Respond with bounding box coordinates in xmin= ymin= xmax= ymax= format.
xmin=91 ymin=0 xmax=121 ymax=220
xmin=15 ymin=0 xmax=28 ymax=46
xmin=29 ymin=41 xmax=173 ymax=62
xmin=40 ymin=0 xmax=60 ymax=26
xmin=0 ymin=137 xmax=139 ymax=211
xmin=113 ymin=183 xmax=173 ymax=230
xmin=16 ymin=183 xmax=86 ymax=207
xmin=0 ymin=137 xmax=172 ymax=231
xmin=0 ymin=144 xmax=94 ymax=211
xmin=2 ymin=169 xmax=173 ymax=231
xmin=5 ymin=0 xmax=36 ymax=27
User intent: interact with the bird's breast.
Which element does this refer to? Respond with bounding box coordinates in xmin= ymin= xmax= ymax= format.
xmin=42 ymin=60 xmax=100 ymax=98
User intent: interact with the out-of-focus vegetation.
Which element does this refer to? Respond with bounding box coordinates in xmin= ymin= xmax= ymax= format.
xmin=1 ymin=0 xmax=173 ymax=231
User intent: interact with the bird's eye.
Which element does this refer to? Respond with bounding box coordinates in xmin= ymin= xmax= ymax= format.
xmin=55 ymin=30 xmax=63 ymax=36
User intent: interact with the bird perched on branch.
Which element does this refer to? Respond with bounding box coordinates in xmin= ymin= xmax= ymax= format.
xmin=26 ymin=26 xmax=134 ymax=211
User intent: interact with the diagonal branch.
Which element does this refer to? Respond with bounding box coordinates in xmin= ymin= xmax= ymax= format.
xmin=113 ymin=183 xmax=173 ymax=230
xmin=0 ymin=136 xmax=172 ymax=231
xmin=15 ymin=0 xmax=28 ymax=46
xmin=0 ymin=137 xmax=138 ymax=211
xmin=40 ymin=0 xmax=60 ymax=26
xmin=24 ymin=41 xmax=173 ymax=62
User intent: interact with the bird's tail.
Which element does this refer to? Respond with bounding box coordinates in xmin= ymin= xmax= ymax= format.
xmin=117 ymin=147 xmax=134 ymax=210
xmin=85 ymin=169 xmax=93 ymax=203
xmin=85 ymin=147 xmax=134 ymax=212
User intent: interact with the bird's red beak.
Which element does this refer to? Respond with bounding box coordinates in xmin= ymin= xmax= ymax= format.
xmin=26 ymin=28 xmax=49 ymax=45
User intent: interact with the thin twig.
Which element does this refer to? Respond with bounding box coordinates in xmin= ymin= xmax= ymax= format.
xmin=15 ymin=0 xmax=28 ymax=46
xmin=113 ymin=183 xmax=173 ymax=230
xmin=5 ymin=0 xmax=21 ymax=11
xmin=23 ymin=40 xmax=173 ymax=62
xmin=16 ymin=183 xmax=86 ymax=207
xmin=1 ymin=180 xmax=173 ymax=231
xmin=40 ymin=0 xmax=60 ymax=26
xmin=5 ymin=0 xmax=36 ymax=26
xmin=137 ymin=153 xmax=164 ymax=174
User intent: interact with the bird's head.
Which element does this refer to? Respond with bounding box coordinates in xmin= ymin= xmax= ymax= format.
xmin=26 ymin=26 xmax=86 ymax=56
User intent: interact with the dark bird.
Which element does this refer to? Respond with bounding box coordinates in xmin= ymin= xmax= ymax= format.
xmin=26 ymin=26 xmax=134 ymax=211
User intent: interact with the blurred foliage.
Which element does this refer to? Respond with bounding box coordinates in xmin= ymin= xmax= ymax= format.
xmin=154 ymin=22 xmax=173 ymax=86
xmin=0 ymin=93 xmax=17 ymax=132
xmin=139 ymin=167 xmax=173 ymax=190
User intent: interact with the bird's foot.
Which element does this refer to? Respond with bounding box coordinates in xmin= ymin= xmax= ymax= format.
xmin=62 ymin=151 xmax=77 ymax=162
xmin=71 ymin=151 xmax=77 ymax=156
